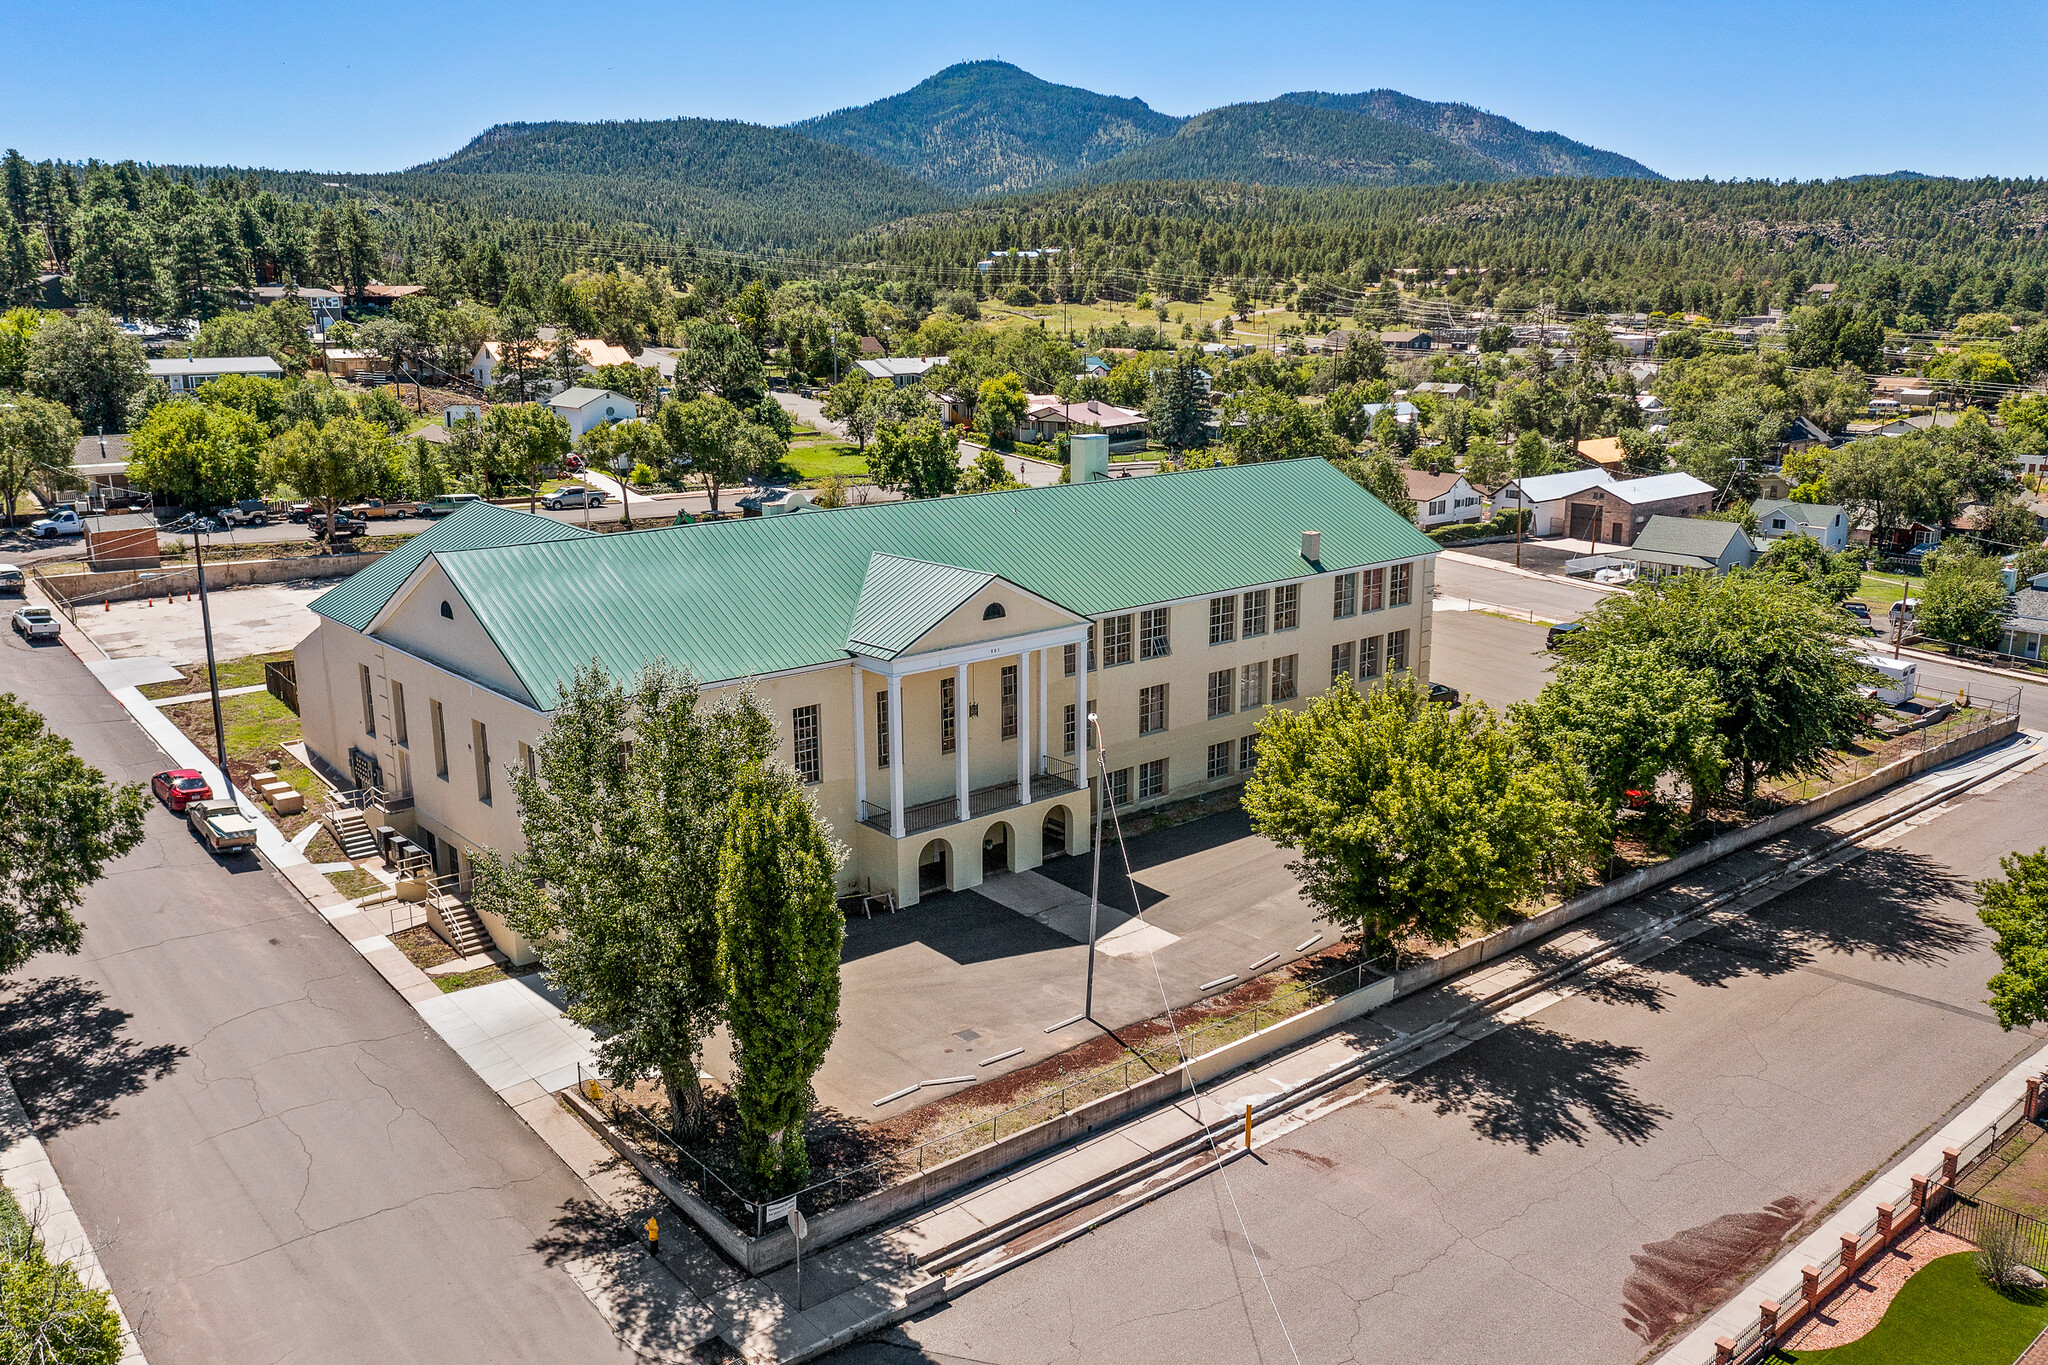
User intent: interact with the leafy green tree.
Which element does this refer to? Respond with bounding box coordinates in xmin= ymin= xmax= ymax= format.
xmin=976 ymin=372 xmax=1028 ymax=442
xmin=0 ymin=393 xmax=79 ymax=527
xmin=24 ymin=309 xmax=145 ymax=434
xmin=0 ymin=310 xmax=40 ymax=392
xmin=481 ymin=402 xmax=571 ymax=510
xmin=1146 ymin=353 xmax=1210 ymax=452
xmin=821 ymin=372 xmax=882 ymax=451
xmin=474 ymin=662 xmax=775 ymax=1130
xmin=1559 ymin=573 xmax=1873 ymax=801
xmin=657 ymin=394 xmax=778 ymax=512
xmin=263 ymin=416 xmax=392 ymax=534
xmin=715 ymin=771 xmax=843 ymax=1192
xmin=1243 ymin=680 xmax=1603 ymax=957
xmin=68 ymin=200 xmax=159 ymax=322
xmin=0 ymin=694 xmax=147 ymax=976
xmin=1978 ymin=849 xmax=2048 ymax=1031
xmin=1221 ymin=387 xmax=1343 ymax=462
xmin=675 ymin=321 xmax=767 ymax=409
xmin=1752 ymin=534 xmax=1864 ymax=603
xmin=1513 ymin=646 xmax=1727 ymax=821
xmin=0 ymin=1189 xmax=126 ymax=1364
xmin=1675 ymin=392 xmax=1779 ymax=502
xmin=1333 ymin=449 xmax=1415 ymax=521
xmin=958 ymin=447 xmax=1023 ymax=493
xmin=868 ymin=416 xmax=959 ymax=499
xmin=128 ymin=399 xmax=265 ymax=510
xmin=1917 ymin=550 xmax=2008 ymax=649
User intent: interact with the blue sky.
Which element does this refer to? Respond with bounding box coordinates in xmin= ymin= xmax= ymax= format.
xmin=6 ymin=0 xmax=2042 ymax=181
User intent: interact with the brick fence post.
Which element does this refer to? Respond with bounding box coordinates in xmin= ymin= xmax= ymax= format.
xmin=1911 ymin=1173 xmax=1929 ymax=1209
xmin=1803 ymin=1265 xmax=1821 ymax=1306
xmin=1715 ymin=1337 xmax=1736 ymax=1365
xmin=1944 ymin=1147 xmax=1961 ymax=1183
xmin=2031 ymin=1077 xmax=2043 ymax=1122
xmin=1760 ymin=1300 xmax=1781 ymax=1336
xmin=1877 ymin=1203 xmax=1895 ymax=1242
xmin=1840 ymin=1232 xmax=1861 ymax=1274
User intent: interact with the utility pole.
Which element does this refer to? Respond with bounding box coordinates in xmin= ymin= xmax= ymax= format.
xmin=1083 ymin=710 xmax=1106 ymax=1022
xmin=192 ymin=526 xmax=232 ymax=801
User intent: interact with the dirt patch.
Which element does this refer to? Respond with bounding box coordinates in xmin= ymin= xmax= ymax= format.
xmin=1622 ymin=1196 xmax=1811 ymax=1343
xmin=393 ymin=924 xmax=457 ymax=972
xmin=1962 ymin=1121 xmax=2048 ymax=1220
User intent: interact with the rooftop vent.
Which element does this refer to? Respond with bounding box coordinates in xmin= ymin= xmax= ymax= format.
xmin=1301 ymin=530 xmax=1322 ymax=562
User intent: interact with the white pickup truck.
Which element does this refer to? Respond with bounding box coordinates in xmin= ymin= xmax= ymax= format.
xmin=28 ymin=508 xmax=84 ymax=539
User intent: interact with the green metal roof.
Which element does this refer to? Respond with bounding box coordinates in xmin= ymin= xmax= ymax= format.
xmin=308 ymin=502 xmax=598 ymax=632
xmin=846 ymin=554 xmax=1001 ymax=660
xmin=334 ymin=459 xmax=1439 ymax=705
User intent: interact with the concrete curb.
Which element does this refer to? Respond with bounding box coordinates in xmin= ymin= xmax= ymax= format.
xmin=1894 ymin=644 xmax=2048 ymax=690
xmin=0 ymin=1067 xmax=147 ymax=1362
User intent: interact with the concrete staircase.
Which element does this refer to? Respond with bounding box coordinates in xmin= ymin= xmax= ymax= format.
xmin=324 ymin=807 xmax=378 ymax=860
xmin=430 ymin=896 xmax=492 ymax=957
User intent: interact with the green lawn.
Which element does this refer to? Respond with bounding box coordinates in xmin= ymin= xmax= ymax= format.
xmin=1769 ymin=1253 xmax=2048 ymax=1365
xmin=139 ymin=649 xmax=294 ymax=700
xmin=780 ymin=442 xmax=871 ymax=482
xmin=1856 ymin=573 xmax=1918 ymax=609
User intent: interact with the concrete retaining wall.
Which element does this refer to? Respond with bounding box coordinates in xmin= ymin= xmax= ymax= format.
xmin=598 ymin=715 xmax=2023 ymax=1274
xmin=50 ymin=554 xmax=378 ymax=605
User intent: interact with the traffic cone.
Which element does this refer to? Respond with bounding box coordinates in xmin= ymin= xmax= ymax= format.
xmin=146 ymin=595 xmax=152 ymax=607
xmin=102 ymin=597 xmax=109 ymax=612
xmin=186 ymin=587 xmax=192 ymax=602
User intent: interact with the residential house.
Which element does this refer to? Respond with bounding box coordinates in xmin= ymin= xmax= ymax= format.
xmin=320 ymin=349 xmax=377 ymax=380
xmin=1806 ymin=283 xmax=1839 ymax=299
xmin=1358 ymin=401 xmax=1420 ymax=426
xmin=292 ymin=461 xmax=1440 ymax=943
xmin=1083 ymin=356 xmax=1113 ymax=377
xmin=469 ymin=337 xmax=653 ymax=390
xmin=1494 ymin=469 xmax=1714 ymax=544
xmin=1998 ymin=585 xmax=2048 ymax=662
xmin=361 ymin=282 xmax=427 ymax=304
xmin=1380 ymin=330 xmax=1431 ymax=352
xmin=1776 ymin=415 xmax=1833 ymax=454
xmin=546 ymin=387 xmax=640 ymax=438
xmin=1612 ymin=515 xmax=1757 ymax=577
xmin=70 ymin=434 xmax=132 ymax=503
xmin=1752 ymin=499 xmax=1849 ymax=552
xmin=1494 ymin=469 xmax=1613 ymax=538
xmin=1015 ymin=396 xmax=1147 ymax=446
xmin=859 ymin=336 xmax=885 ymax=356
xmin=855 ymin=356 xmax=948 ymax=389
xmin=1405 ymin=468 xmax=1485 ymax=529
xmin=242 ymin=285 xmax=344 ymax=336
xmin=1411 ymin=381 xmax=1471 ymax=402
xmin=145 ymin=356 xmax=284 ymax=391
xmin=1314 ymin=329 xmax=1357 ymax=354
xmin=1576 ymin=437 xmax=1629 ymax=473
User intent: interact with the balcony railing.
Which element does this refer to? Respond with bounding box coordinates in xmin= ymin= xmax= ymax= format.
xmin=861 ymin=761 xmax=1080 ymax=836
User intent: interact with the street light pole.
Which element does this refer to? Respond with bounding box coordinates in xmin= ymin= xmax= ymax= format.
xmin=1083 ymin=710 xmax=1106 ymax=1022
xmin=192 ymin=525 xmax=232 ymax=802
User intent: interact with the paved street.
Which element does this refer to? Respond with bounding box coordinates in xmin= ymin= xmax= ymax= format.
xmin=0 ymin=631 xmax=629 ymax=1362
xmin=831 ymin=749 xmax=2048 ymax=1365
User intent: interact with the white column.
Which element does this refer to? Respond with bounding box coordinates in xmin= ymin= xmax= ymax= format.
xmin=1037 ymin=647 xmax=1049 ymax=775
xmin=852 ymin=664 xmax=866 ymax=814
xmin=1073 ymin=644 xmax=1088 ymax=790
xmin=955 ymin=663 xmax=971 ymax=823
xmin=1016 ymin=650 xmax=1031 ymax=804
xmin=887 ymin=674 xmax=906 ymax=840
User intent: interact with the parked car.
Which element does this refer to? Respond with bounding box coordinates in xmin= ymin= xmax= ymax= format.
xmin=0 ymin=565 xmax=22 ymax=596
xmin=1427 ymin=682 xmax=1461 ymax=708
xmin=27 ymin=508 xmax=83 ymax=539
xmin=285 ymin=502 xmax=316 ymax=523
xmin=10 ymin=606 xmax=58 ymax=639
xmin=151 ymin=769 xmax=214 ymax=812
xmin=1545 ymin=622 xmax=1582 ymax=650
xmin=1888 ymin=598 xmax=1920 ymax=632
xmin=310 ymin=512 xmax=368 ymax=537
xmin=419 ymin=493 xmax=483 ymax=517
xmin=218 ymin=499 xmax=271 ymax=527
xmin=542 ymin=486 xmax=607 ymax=510
xmin=1843 ymin=601 xmax=1873 ymax=632
xmin=350 ymin=499 xmax=417 ymax=520
xmin=187 ymin=798 xmax=257 ymax=854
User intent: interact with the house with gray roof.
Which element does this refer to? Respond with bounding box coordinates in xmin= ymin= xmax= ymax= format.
xmin=1754 ymin=499 xmax=1849 ymax=552
xmin=1611 ymin=515 xmax=1756 ymax=577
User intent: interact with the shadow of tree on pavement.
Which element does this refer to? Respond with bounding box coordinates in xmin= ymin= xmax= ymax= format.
xmin=1391 ymin=1021 xmax=1671 ymax=1152
xmin=1660 ymin=846 xmax=1976 ymax=990
xmin=0 ymin=977 xmax=183 ymax=1135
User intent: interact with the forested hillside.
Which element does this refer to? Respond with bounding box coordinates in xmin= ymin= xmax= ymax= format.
xmin=1277 ymin=90 xmax=1661 ymax=179
xmin=791 ymin=61 xmax=1182 ymax=196
xmin=1070 ymin=102 xmax=1512 ymax=189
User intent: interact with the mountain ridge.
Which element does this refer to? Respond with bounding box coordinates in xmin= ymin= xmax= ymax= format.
xmin=1276 ymin=89 xmax=1661 ymax=179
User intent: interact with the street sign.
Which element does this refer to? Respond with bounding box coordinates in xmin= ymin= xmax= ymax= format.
xmin=764 ymin=1195 xmax=798 ymax=1223
xmin=787 ymin=1208 xmax=807 ymax=1241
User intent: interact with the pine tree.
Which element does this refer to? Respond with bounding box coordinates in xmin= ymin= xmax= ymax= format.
xmin=716 ymin=771 xmax=844 ymax=1194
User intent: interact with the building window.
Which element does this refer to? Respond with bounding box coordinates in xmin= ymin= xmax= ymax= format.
xmin=1240 ymin=660 xmax=1267 ymax=710
xmin=1140 ymin=608 xmax=1170 ymax=659
xmin=1331 ymin=642 xmax=1354 ymax=684
xmin=1242 ymin=589 xmax=1269 ymax=639
xmin=1065 ymin=703 xmax=1077 ymax=755
xmin=1064 ymin=643 xmax=1077 ymax=677
xmin=793 ymin=705 xmax=821 ymax=784
xmin=1107 ymin=767 xmax=1131 ymax=807
xmin=1207 ymin=741 xmax=1231 ymax=780
xmin=1208 ymin=669 xmax=1234 ymax=719
xmin=876 ymin=690 xmax=890 ymax=767
xmin=1101 ymin=614 xmax=1133 ymax=667
xmin=1361 ymin=566 xmax=1386 ymax=613
xmin=941 ymin=677 xmax=956 ymax=753
xmin=1239 ymin=734 xmax=1257 ymax=772
xmin=1209 ymin=596 xmax=1237 ymax=644
xmin=1389 ymin=563 xmax=1413 ymax=607
xmin=517 ymin=741 xmax=535 ymax=779
xmin=1360 ymin=635 xmax=1382 ymax=680
xmin=472 ymin=719 xmax=491 ymax=804
xmin=1429 ymin=499 xmax=1446 ymax=517
xmin=1273 ymin=584 xmax=1299 ymax=631
xmin=1272 ymin=654 xmax=1297 ymax=702
xmin=1138 ymin=759 xmax=1166 ymax=801
xmin=391 ymin=679 xmax=408 ymax=746
xmin=1387 ymin=629 xmax=1410 ymax=674
xmin=431 ymin=699 xmax=448 ymax=779
xmin=1001 ymin=665 xmax=1018 ymax=740
xmin=1333 ymin=573 xmax=1357 ymax=619
xmin=358 ymin=664 xmax=376 ymax=736
xmin=1138 ymin=684 xmax=1166 ymax=735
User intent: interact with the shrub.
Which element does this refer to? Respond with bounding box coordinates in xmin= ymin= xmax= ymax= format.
xmin=629 ymin=462 xmax=656 ymax=487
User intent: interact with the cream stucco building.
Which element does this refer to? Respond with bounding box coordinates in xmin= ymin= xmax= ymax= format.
xmin=293 ymin=459 xmax=1439 ymax=959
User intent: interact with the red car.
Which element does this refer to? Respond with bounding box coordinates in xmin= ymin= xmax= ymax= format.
xmin=152 ymin=769 xmax=213 ymax=812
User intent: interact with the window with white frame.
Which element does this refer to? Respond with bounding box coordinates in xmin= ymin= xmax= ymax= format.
xmin=1242 ymin=588 xmax=1269 ymax=638
xmin=1107 ymin=767 xmax=1131 ymax=807
xmin=1138 ymin=759 xmax=1166 ymax=801
xmin=1209 ymin=596 xmax=1237 ymax=644
xmin=1065 ymin=702 xmax=1077 ymax=754
xmin=793 ymin=705 xmax=821 ymax=784
xmin=1389 ymin=562 xmax=1413 ymax=607
xmin=1240 ymin=660 xmax=1267 ymax=710
xmin=1331 ymin=641 xmax=1354 ymax=684
xmin=1332 ymin=573 xmax=1357 ymax=619
xmin=1101 ymin=614 xmax=1133 ymax=667
xmin=1140 ymin=608 xmax=1170 ymax=659
xmin=1138 ymin=684 xmax=1166 ymax=735
xmin=1387 ymin=628 xmax=1410 ymax=673
xmin=941 ymin=677 xmax=956 ymax=753
xmin=1206 ymin=741 xmax=1231 ymax=780
xmin=1208 ymin=669 xmax=1234 ymax=719
xmin=1361 ymin=566 xmax=1386 ymax=612
xmin=1360 ymin=634 xmax=1382 ymax=679
xmin=1428 ymin=499 xmax=1446 ymax=517
xmin=1273 ymin=583 xmax=1299 ymax=631
xmin=1238 ymin=734 xmax=1257 ymax=771
xmin=1001 ymin=665 xmax=1018 ymax=740
xmin=1271 ymin=654 xmax=1297 ymax=702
